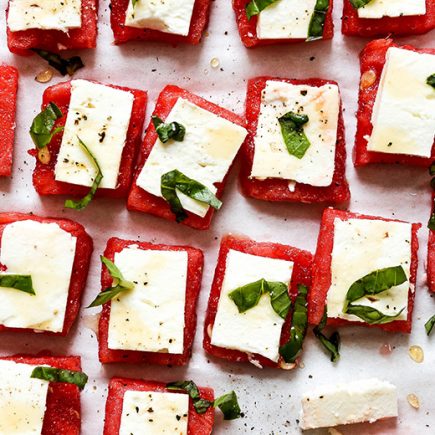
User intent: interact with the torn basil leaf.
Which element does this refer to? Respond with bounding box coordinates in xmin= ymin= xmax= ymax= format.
xmin=279 ymin=284 xmax=308 ymax=363
xmin=166 ymin=381 xmax=241 ymax=419
xmin=161 ymin=169 xmax=222 ymax=223
xmin=214 ymin=391 xmax=241 ymax=420
xmin=278 ymin=111 xmax=311 ymax=159
xmin=30 ymin=102 xmax=64 ymax=150
xmin=0 ymin=274 xmax=35 ymax=295
xmin=428 ymin=211 xmax=435 ymax=230
xmin=425 ymin=314 xmax=435 ymax=336
xmin=346 ymin=304 xmax=405 ymax=324
xmin=349 ymin=0 xmax=373 ymax=8
xmin=228 ymin=278 xmax=291 ymax=319
xmin=152 ymin=116 xmax=185 ymax=143
xmin=32 ymin=49 xmax=84 ymax=76
xmin=31 ymin=367 xmax=88 ymax=390
xmin=87 ymin=256 xmax=134 ymax=308
xmin=307 ymin=0 xmax=330 ymax=41
xmin=313 ymin=308 xmax=340 ymax=362
xmin=64 ymin=137 xmax=103 ymax=211
xmin=427 ymin=74 xmax=435 ymax=89
xmin=245 ymin=0 xmax=278 ymax=19
xmin=343 ymin=265 xmax=407 ymax=312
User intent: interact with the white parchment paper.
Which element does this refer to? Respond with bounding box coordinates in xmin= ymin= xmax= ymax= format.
xmin=0 ymin=1 xmax=434 ymax=434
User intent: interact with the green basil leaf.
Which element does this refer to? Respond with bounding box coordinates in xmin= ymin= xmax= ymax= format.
xmin=166 ymin=381 xmax=201 ymax=401
xmin=313 ymin=308 xmax=340 ymax=362
xmin=228 ymin=279 xmax=266 ymax=313
xmin=278 ymin=112 xmax=311 ymax=159
xmin=428 ymin=212 xmax=435 ymax=230
xmin=214 ymin=391 xmax=241 ymax=420
xmin=87 ymin=256 xmax=134 ymax=307
xmin=31 ymin=367 xmax=88 ymax=390
xmin=30 ymin=102 xmax=64 ymax=150
xmin=307 ymin=0 xmax=330 ymax=41
xmin=31 ymin=49 xmax=84 ymax=76
xmin=64 ymin=137 xmax=103 ymax=210
xmin=161 ymin=169 xmax=222 ymax=222
xmin=345 ymin=304 xmax=405 ymax=324
xmin=193 ymin=398 xmax=214 ymax=414
xmin=245 ymin=0 xmax=278 ymax=19
xmin=152 ymin=116 xmax=186 ymax=143
xmin=429 ymin=162 xmax=435 ymax=176
xmin=279 ymin=284 xmax=308 ymax=363
xmin=228 ymin=278 xmax=291 ymax=319
xmin=349 ymin=0 xmax=373 ymax=8
xmin=0 ymin=274 xmax=35 ymax=295
xmin=425 ymin=314 xmax=435 ymax=336
xmin=343 ymin=265 xmax=407 ymax=312
xmin=427 ymin=74 xmax=435 ymax=89
xmin=268 ymin=281 xmax=292 ymax=319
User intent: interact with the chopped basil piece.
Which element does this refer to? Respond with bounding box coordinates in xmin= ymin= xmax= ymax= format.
xmin=87 ymin=256 xmax=134 ymax=307
xmin=427 ymin=74 xmax=435 ymax=89
xmin=228 ymin=278 xmax=291 ymax=319
xmin=279 ymin=284 xmax=308 ymax=363
xmin=346 ymin=304 xmax=405 ymax=324
xmin=425 ymin=314 xmax=435 ymax=336
xmin=31 ymin=49 xmax=84 ymax=76
xmin=152 ymin=116 xmax=186 ymax=143
xmin=349 ymin=0 xmax=373 ymax=8
xmin=245 ymin=0 xmax=278 ymax=19
xmin=0 ymin=274 xmax=35 ymax=295
xmin=214 ymin=391 xmax=241 ymax=420
xmin=342 ymin=265 xmax=407 ymax=324
xmin=30 ymin=102 xmax=64 ymax=150
xmin=161 ymin=169 xmax=222 ymax=223
xmin=429 ymin=212 xmax=435 ymax=231
xmin=343 ymin=265 xmax=407 ymax=312
xmin=64 ymin=137 xmax=103 ymax=210
xmin=166 ymin=381 xmax=241 ymax=419
xmin=313 ymin=308 xmax=340 ymax=362
xmin=307 ymin=0 xmax=330 ymax=41
xmin=31 ymin=367 xmax=88 ymax=390
xmin=278 ymin=111 xmax=311 ymax=159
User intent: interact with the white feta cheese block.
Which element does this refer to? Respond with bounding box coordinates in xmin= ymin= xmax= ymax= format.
xmin=327 ymin=217 xmax=412 ymax=322
xmin=55 ymin=80 xmax=134 ymax=190
xmin=120 ymin=390 xmax=188 ymax=435
xmin=8 ymin=0 xmax=82 ymax=32
xmin=108 ymin=246 xmax=187 ymax=353
xmin=257 ymin=0 xmax=317 ymax=40
xmin=358 ymin=0 xmax=426 ymax=19
xmin=300 ymin=378 xmax=398 ymax=430
xmin=210 ymin=249 xmax=294 ymax=362
xmin=136 ymin=98 xmax=247 ymax=218
xmin=0 ymin=220 xmax=77 ymax=333
xmin=0 ymin=360 xmax=50 ymax=435
xmin=367 ymin=47 xmax=435 ymax=158
xmin=125 ymin=0 xmax=196 ymax=36
xmin=251 ymin=80 xmax=340 ymax=187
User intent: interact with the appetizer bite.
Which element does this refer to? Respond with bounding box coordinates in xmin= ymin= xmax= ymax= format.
xmin=233 ymin=0 xmax=334 ymax=48
xmin=203 ymin=234 xmax=312 ymax=369
xmin=309 ymin=208 xmax=420 ymax=333
xmin=128 ymin=85 xmax=247 ymax=230
xmin=354 ymin=39 xmax=435 ymax=167
xmin=103 ymin=377 xmax=240 ymax=434
xmin=300 ymin=378 xmax=397 ymax=430
xmin=0 ymin=212 xmax=93 ymax=336
xmin=110 ymin=0 xmax=211 ymax=46
xmin=30 ymin=79 xmax=147 ymax=209
xmin=6 ymin=0 xmax=98 ymax=55
xmin=240 ymin=77 xmax=349 ymax=204
xmin=342 ymin=0 xmax=435 ymax=37
xmin=0 ymin=65 xmax=18 ymax=177
xmin=0 ymin=354 xmax=87 ymax=434
xmin=95 ymin=237 xmax=203 ymax=365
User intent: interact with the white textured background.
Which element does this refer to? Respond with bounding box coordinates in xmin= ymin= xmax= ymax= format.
xmin=0 ymin=1 xmax=434 ymax=434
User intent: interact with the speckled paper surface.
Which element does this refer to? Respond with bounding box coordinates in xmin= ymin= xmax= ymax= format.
xmin=0 ymin=1 xmax=434 ymax=434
